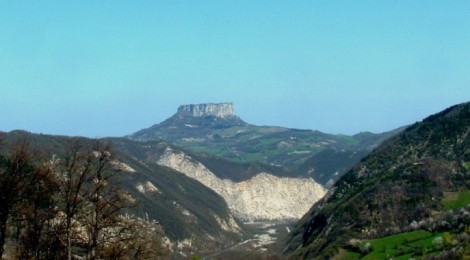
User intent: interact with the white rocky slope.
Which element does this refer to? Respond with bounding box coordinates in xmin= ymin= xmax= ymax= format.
xmin=156 ymin=147 xmax=326 ymax=221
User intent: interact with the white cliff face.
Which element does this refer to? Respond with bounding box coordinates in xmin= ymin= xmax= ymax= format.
xmin=157 ymin=147 xmax=326 ymax=221
xmin=111 ymin=160 xmax=136 ymax=173
xmin=177 ymin=103 xmax=235 ymax=118
xmin=136 ymin=181 xmax=161 ymax=194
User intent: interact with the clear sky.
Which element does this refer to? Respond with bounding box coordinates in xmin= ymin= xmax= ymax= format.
xmin=1 ymin=1 xmax=470 ymax=137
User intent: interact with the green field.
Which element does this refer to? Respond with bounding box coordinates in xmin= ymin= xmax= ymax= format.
xmin=344 ymin=230 xmax=446 ymax=259
xmin=443 ymin=191 xmax=470 ymax=210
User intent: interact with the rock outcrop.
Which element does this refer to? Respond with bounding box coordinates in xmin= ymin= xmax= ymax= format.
xmin=157 ymin=147 xmax=326 ymax=221
xmin=177 ymin=103 xmax=235 ymax=118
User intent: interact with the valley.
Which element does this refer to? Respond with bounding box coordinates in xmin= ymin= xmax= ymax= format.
xmin=209 ymin=221 xmax=294 ymax=259
xmin=4 ymin=1 xmax=469 ymax=258
xmin=2 ymin=101 xmax=470 ymax=259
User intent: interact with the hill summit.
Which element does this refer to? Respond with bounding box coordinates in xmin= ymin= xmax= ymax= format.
xmin=177 ymin=102 xmax=235 ymax=118
xmin=128 ymin=102 xmax=248 ymax=141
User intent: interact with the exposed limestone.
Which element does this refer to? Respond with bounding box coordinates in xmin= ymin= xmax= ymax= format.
xmin=177 ymin=103 xmax=235 ymax=118
xmin=111 ymin=160 xmax=136 ymax=173
xmin=157 ymin=147 xmax=326 ymax=221
xmin=213 ymin=213 xmax=242 ymax=234
xmin=144 ymin=181 xmax=159 ymax=192
xmin=136 ymin=181 xmax=160 ymax=194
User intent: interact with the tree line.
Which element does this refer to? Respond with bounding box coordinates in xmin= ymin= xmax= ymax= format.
xmin=0 ymin=138 xmax=167 ymax=259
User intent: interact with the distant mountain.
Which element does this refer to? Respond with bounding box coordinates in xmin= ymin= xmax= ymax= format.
xmin=285 ymin=102 xmax=470 ymax=259
xmin=129 ymin=103 xmax=248 ymax=141
xmin=0 ymin=131 xmax=248 ymax=256
xmin=128 ymin=102 xmax=400 ymax=185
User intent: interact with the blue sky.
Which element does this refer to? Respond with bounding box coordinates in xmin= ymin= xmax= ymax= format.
xmin=1 ymin=1 xmax=470 ymax=137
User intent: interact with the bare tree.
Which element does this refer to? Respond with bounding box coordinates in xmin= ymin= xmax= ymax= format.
xmin=81 ymin=142 xmax=134 ymax=259
xmin=54 ymin=140 xmax=138 ymax=259
xmin=99 ymin=214 xmax=169 ymax=259
xmin=54 ymin=139 xmax=95 ymax=260
xmin=0 ymin=138 xmax=168 ymax=259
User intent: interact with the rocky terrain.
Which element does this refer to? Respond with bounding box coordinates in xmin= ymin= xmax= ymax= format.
xmin=177 ymin=103 xmax=235 ymax=118
xmin=156 ymin=146 xmax=326 ymax=221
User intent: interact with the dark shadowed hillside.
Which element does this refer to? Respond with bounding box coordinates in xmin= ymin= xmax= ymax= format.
xmin=0 ymin=132 xmax=248 ymax=257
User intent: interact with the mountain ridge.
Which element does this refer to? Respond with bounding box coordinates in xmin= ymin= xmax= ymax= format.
xmin=285 ymin=101 xmax=470 ymax=258
xmin=128 ymin=102 xmax=400 ymax=185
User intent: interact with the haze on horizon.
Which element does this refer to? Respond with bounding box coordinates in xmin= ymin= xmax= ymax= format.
xmin=1 ymin=1 xmax=470 ymax=137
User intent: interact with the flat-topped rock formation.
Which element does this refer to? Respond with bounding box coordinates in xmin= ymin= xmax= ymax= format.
xmin=177 ymin=103 xmax=235 ymax=118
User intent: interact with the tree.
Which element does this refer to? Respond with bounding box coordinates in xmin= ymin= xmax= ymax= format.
xmin=81 ymin=142 xmax=135 ymax=259
xmin=13 ymin=160 xmax=60 ymax=259
xmin=0 ymin=137 xmax=168 ymax=259
xmin=54 ymin=140 xmax=146 ymax=259
xmin=98 ymin=214 xmax=169 ymax=259
xmin=0 ymin=141 xmax=35 ymax=259
xmin=55 ymin=139 xmax=96 ymax=260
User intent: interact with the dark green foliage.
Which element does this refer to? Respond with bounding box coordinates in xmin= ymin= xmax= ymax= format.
xmin=285 ymin=102 xmax=470 ymax=258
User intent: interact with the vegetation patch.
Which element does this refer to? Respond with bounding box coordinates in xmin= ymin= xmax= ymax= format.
xmin=344 ymin=231 xmax=448 ymax=259
xmin=443 ymin=191 xmax=470 ymax=210
xmin=465 ymin=161 xmax=470 ymax=171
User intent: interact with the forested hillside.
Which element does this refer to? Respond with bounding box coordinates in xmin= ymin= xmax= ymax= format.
xmin=285 ymin=102 xmax=470 ymax=259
